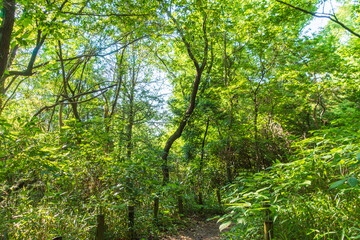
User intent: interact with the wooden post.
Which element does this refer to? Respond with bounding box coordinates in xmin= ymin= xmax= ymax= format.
xmin=198 ymin=192 xmax=203 ymax=205
xmin=95 ymin=214 xmax=105 ymax=240
xmin=177 ymin=195 xmax=184 ymax=216
xmin=216 ymin=188 xmax=221 ymax=205
xmin=153 ymin=197 xmax=159 ymax=221
xmin=263 ymin=203 xmax=273 ymax=240
xmin=128 ymin=205 xmax=135 ymax=239
xmin=52 ymin=237 xmax=63 ymax=240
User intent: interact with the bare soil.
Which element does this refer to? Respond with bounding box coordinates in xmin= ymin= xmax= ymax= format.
xmin=163 ymin=217 xmax=223 ymax=240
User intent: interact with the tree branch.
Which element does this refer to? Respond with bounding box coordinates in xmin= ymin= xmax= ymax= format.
xmin=6 ymin=0 xmax=70 ymax=77
xmin=154 ymin=51 xmax=177 ymax=79
xmin=275 ymin=0 xmax=360 ymax=39
xmin=0 ymin=77 xmax=25 ymax=113
xmin=61 ymin=11 xmax=148 ymax=17
xmin=109 ymin=48 xmax=126 ymax=118
xmin=31 ymin=84 xmax=116 ymax=120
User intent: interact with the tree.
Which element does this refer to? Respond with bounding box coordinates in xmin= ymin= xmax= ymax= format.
xmin=158 ymin=0 xmax=210 ymax=183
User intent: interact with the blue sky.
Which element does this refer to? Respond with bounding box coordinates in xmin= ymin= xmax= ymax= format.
xmin=302 ymin=0 xmax=341 ymax=37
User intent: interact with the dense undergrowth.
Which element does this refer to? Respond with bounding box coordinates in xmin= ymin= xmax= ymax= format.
xmin=0 ymin=119 xmax=224 ymax=239
xmin=220 ymin=100 xmax=360 ymax=239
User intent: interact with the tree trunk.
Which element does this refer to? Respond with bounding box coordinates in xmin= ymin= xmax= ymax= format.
xmin=254 ymin=97 xmax=260 ymax=169
xmin=198 ymin=117 xmax=210 ymax=204
xmin=161 ymin=12 xmax=208 ymax=184
xmin=126 ymin=76 xmax=135 ymax=160
xmin=162 ymin=69 xmax=204 ymax=183
xmin=153 ymin=197 xmax=159 ymax=221
xmin=70 ymin=100 xmax=81 ymax=122
xmin=128 ymin=205 xmax=135 ymax=239
xmin=0 ymin=0 xmax=16 ymax=112
xmin=59 ymin=102 xmax=64 ymax=129
xmin=0 ymin=0 xmax=15 ymax=78
xmin=95 ymin=215 xmax=105 ymax=240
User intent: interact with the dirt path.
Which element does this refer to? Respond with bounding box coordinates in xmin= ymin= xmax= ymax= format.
xmin=163 ymin=218 xmax=222 ymax=240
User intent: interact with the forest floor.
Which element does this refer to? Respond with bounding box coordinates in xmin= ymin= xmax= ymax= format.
xmin=163 ymin=216 xmax=224 ymax=240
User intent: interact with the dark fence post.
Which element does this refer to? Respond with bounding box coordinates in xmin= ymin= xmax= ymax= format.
xmin=153 ymin=197 xmax=159 ymax=221
xmin=177 ymin=195 xmax=183 ymax=216
xmin=128 ymin=205 xmax=135 ymax=239
xmin=95 ymin=214 xmax=105 ymax=240
xmin=216 ymin=188 xmax=221 ymax=205
xmin=263 ymin=203 xmax=273 ymax=240
xmin=198 ymin=192 xmax=203 ymax=205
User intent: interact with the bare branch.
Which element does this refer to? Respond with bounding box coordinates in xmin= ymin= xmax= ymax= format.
xmin=0 ymin=77 xmax=25 ymax=113
xmin=154 ymin=51 xmax=177 ymax=79
xmin=61 ymin=11 xmax=149 ymax=17
xmin=31 ymin=84 xmax=116 ymax=120
xmin=4 ymin=75 xmax=18 ymax=94
xmin=109 ymin=48 xmax=126 ymax=118
xmin=275 ymin=0 xmax=360 ymax=39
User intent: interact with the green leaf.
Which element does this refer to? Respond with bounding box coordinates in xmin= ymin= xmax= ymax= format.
xmin=347 ymin=177 xmax=359 ymax=187
xmin=329 ymin=179 xmax=346 ymax=190
xmin=219 ymin=221 xmax=231 ymax=232
xmin=22 ymin=18 xmax=32 ymax=28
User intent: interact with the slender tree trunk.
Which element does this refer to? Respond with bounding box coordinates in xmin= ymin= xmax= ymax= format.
xmin=226 ymin=147 xmax=232 ymax=183
xmin=59 ymin=102 xmax=64 ymax=129
xmin=47 ymin=104 xmax=56 ymax=131
xmin=312 ymin=95 xmax=321 ymax=129
xmin=162 ymin=70 xmax=205 ymax=183
xmin=223 ymin=31 xmax=228 ymax=86
xmin=126 ymin=79 xmax=135 ymax=160
xmin=120 ymin=89 xmax=126 ymax=156
xmin=58 ymin=41 xmax=82 ymax=122
xmin=70 ymin=101 xmax=81 ymax=122
xmin=254 ymin=94 xmax=260 ymax=169
xmin=226 ymin=99 xmax=234 ymax=183
xmin=198 ymin=117 xmax=210 ymax=204
xmin=0 ymin=80 xmax=5 ymax=115
xmin=199 ymin=117 xmax=210 ymax=176
xmin=104 ymin=50 xmax=125 ymax=152
xmin=161 ymin=14 xmax=209 ymax=184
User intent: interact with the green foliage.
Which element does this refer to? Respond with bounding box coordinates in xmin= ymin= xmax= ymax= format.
xmin=221 ymin=105 xmax=360 ymax=239
xmin=1 ymin=0 xmax=360 ymax=239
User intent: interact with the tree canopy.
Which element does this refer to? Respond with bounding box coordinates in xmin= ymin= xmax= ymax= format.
xmin=1 ymin=0 xmax=360 ymax=239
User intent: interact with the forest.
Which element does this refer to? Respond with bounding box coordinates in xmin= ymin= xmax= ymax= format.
xmin=0 ymin=0 xmax=359 ymax=239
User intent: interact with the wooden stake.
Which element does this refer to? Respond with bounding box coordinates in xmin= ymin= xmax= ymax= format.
xmin=198 ymin=192 xmax=203 ymax=205
xmin=154 ymin=197 xmax=159 ymax=221
xmin=128 ymin=205 xmax=135 ymax=239
xmin=263 ymin=203 xmax=273 ymax=240
xmin=177 ymin=195 xmax=184 ymax=216
xmin=264 ymin=220 xmax=273 ymax=240
xmin=95 ymin=214 xmax=105 ymax=240
xmin=216 ymin=188 xmax=221 ymax=205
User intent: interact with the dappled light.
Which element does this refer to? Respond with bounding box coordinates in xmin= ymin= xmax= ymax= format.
xmin=1 ymin=0 xmax=360 ymax=239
